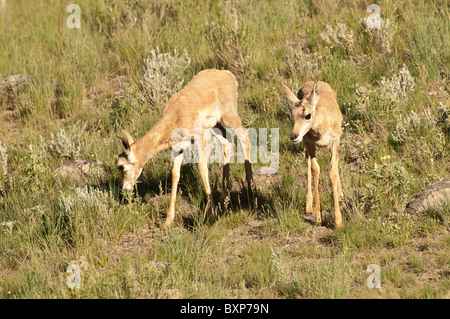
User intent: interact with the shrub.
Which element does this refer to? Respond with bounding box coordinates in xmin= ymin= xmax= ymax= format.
xmin=380 ymin=65 xmax=415 ymax=100
xmin=347 ymin=66 xmax=415 ymax=131
xmin=56 ymin=186 xmax=118 ymax=245
xmin=391 ymin=110 xmax=420 ymax=144
xmin=391 ymin=102 xmax=447 ymax=149
xmin=140 ymin=47 xmax=191 ymax=111
xmin=284 ymin=41 xmax=319 ymax=83
xmin=41 ymin=127 xmax=84 ymax=160
xmin=347 ymin=84 xmax=397 ymax=131
xmin=360 ymin=16 xmax=397 ymax=54
xmin=358 ymin=157 xmax=411 ymax=214
xmin=58 ymin=186 xmax=116 ymax=219
xmin=320 ymin=23 xmax=355 ymax=52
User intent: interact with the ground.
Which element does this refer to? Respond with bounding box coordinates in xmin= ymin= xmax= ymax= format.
xmin=0 ymin=0 xmax=449 ymax=299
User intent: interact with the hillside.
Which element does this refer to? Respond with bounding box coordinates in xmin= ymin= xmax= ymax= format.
xmin=0 ymin=0 xmax=448 ymax=298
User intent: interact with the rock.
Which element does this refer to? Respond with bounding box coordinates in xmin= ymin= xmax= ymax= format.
xmin=0 ymin=74 xmax=31 ymax=92
xmin=0 ymin=74 xmax=32 ymax=110
xmin=405 ymin=180 xmax=450 ymax=218
xmin=53 ymin=159 xmax=104 ymax=179
xmin=149 ymin=261 xmax=171 ymax=271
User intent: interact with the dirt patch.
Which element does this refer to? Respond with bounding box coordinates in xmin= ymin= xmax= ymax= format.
xmin=101 ymin=194 xmax=199 ymax=269
xmin=251 ymin=171 xmax=282 ymax=192
xmin=405 ymin=231 xmax=450 ymax=287
xmin=144 ymin=193 xmax=199 ymax=223
xmin=279 ymin=224 xmax=331 ymax=249
xmin=220 ymin=216 xmax=332 ymax=261
xmin=111 ymin=226 xmax=165 ymax=259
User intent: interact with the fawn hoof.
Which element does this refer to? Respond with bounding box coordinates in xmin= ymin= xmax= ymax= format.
xmin=163 ymin=219 xmax=173 ymax=228
xmin=314 ymin=209 xmax=322 ymax=224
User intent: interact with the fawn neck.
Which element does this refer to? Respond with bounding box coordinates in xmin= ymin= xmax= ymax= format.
xmin=132 ymin=116 xmax=176 ymax=164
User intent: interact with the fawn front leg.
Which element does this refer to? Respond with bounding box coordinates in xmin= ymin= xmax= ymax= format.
xmin=304 ymin=141 xmax=321 ymax=224
xmin=198 ymin=161 xmax=215 ymax=219
xmin=330 ymin=140 xmax=342 ymax=228
xmin=311 ymin=157 xmax=322 ymax=224
xmin=304 ymin=143 xmax=313 ymax=214
xmin=164 ymin=152 xmax=184 ymax=228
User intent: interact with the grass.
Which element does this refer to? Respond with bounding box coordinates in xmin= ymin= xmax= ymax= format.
xmin=0 ymin=0 xmax=449 ymax=299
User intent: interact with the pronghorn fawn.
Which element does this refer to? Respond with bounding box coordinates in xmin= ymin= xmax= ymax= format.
xmin=282 ymin=81 xmax=344 ymax=227
xmin=117 ymin=69 xmax=253 ymax=227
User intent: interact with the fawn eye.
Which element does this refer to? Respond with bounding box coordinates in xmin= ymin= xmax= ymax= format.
xmin=118 ymin=165 xmax=124 ymax=171
xmin=305 ymin=113 xmax=312 ymax=120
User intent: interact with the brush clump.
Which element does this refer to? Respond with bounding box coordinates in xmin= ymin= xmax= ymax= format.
xmin=140 ymin=47 xmax=191 ymax=111
xmin=360 ymin=16 xmax=397 ymax=54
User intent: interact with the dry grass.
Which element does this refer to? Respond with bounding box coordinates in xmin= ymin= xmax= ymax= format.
xmin=0 ymin=0 xmax=449 ymax=299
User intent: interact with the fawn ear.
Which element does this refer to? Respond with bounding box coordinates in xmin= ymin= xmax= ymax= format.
xmin=119 ymin=129 xmax=134 ymax=154
xmin=282 ymin=83 xmax=300 ymax=105
xmin=309 ymin=81 xmax=320 ymax=109
xmin=118 ymin=137 xmax=130 ymax=154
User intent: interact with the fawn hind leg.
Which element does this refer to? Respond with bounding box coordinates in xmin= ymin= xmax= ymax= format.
xmin=221 ymin=114 xmax=253 ymax=189
xmin=213 ymin=122 xmax=232 ymax=195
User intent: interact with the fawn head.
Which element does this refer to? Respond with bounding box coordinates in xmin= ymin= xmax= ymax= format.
xmin=117 ymin=129 xmax=143 ymax=192
xmin=282 ymin=82 xmax=320 ymax=144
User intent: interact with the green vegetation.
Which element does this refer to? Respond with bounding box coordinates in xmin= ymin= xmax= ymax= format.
xmin=0 ymin=0 xmax=448 ymax=299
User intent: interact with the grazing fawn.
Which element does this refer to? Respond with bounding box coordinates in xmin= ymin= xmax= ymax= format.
xmin=282 ymin=81 xmax=344 ymax=227
xmin=117 ymin=69 xmax=253 ymax=227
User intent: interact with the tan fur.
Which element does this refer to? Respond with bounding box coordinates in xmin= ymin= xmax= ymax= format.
xmin=282 ymin=81 xmax=344 ymax=228
xmin=117 ymin=69 xmax=253 ymax=227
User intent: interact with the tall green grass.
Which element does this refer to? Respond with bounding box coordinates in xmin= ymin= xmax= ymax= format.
xmin=0 ymin=0 xmax=448 ymax=299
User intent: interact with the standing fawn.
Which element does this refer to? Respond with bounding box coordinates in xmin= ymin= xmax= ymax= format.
xmin=117 ymin=69 xmax=253 ymax=227
xmin=282 ymin=81 xmax=344 ymax=227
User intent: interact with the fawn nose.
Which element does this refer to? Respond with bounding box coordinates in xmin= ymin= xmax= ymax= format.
xmin=122 ymin=183 xmax=132 ymax=192
xmin=290 ymin=133 xmax=298 ymax=141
